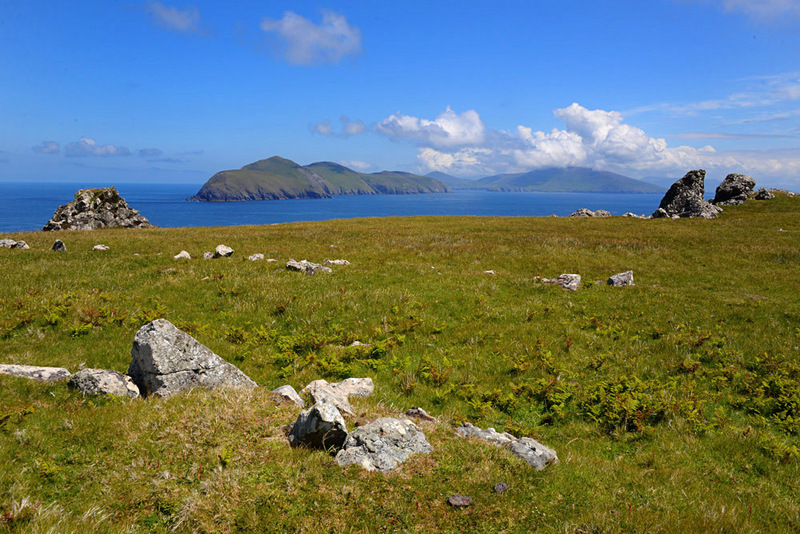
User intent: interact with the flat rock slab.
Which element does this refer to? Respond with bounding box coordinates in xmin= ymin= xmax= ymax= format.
xmin=541 ymin=274 xmax=581 ymax=291
xmin=0 ymin=364 xmax=71 ymax=382
xmin=447 ymin=495 xmax=473 ymax=508
xmin=335 ymin=417 xmax=433 ymax=472
xmin=457 ymin=422 xmax=558 ymax=470
xmin=608 ymin=270 xmax=634 ymax=287
xmin=286 ymin=259 xmax=332 ymax=275
xmin=128 ymin=319 xmax=257 ymax=398
xmin=324 ymin=259 xmax=350 ymax=265
xmin=69 ymin=368 xmax=139 ymax=398
xmin=288 ymin=400 xmax=348 ymax=451
xmin=271 ymin=384 xmax=305 ymax=407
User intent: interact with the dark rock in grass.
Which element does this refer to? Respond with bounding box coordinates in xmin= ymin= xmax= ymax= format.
xmin=52 ymin=240 xmax=67 ymax=252
xmin=128 ymin=319 xmax=257 ymax=398
xmin=271 ymin=384 xmax=305 ymax=407
xmin=68 ymin=368 xmax=139 ymax=398
xmin=335 ymin=417 xmax=433 ymax=472
xmin=286 ymin=259 xmax=332 ymax=275
xmin=288 ymin=400 xmax=348 ymax=451
xmin=569 ymin=208 xmax=611 ymax=217
xmin=43 ymin=186 xmax=154 ymax=231
xmin=653 ymin=169 xmax=720 ymax=219
xmin=213 ymin=244 xmax=234 ymax=258
xmin=457 ymin=422 xmax=558 ymax=470
xmin=541 ymin=273 xmax=581 ymax=291
xmin=447 ymin=495 xmax=473 ymax=508
xmin=494 ymin=482 xmax=509 ymax=494
xmin=0 ymin=364 xmax=71 ymax=382
xmin=712 ymin=173 xmax=756 ymax=206
xmin=607 ymin=270 xmax=634 ymax=287
xmin=755 ymin=188 xmax=775 ymax=200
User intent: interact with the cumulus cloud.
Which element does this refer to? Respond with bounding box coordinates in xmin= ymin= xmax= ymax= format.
xmin=260 ymin=10 xmax=362 ymax=65
xmin=376 ymin=107 xmax=485 ymax=149
xmin=138 ymin=148 xmax=163 ymax=158
xmin=147 ymin=2 xmax=207 ymax=34
xmin=32 ymin=141 xmax=60 ymax=154
xmin=339 ymin=160 xmax=371 ymax=171
xmin=313 ymin=116 xmax=367 ymax=137
xmin=65 ymin=138 xmax=131 ymax=157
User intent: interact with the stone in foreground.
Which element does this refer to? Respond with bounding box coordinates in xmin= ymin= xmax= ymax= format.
xmin=93 ymin=244 xmax=110 ymax=251
xmin=52 ymin=240 xmax=67 ymax=252
xmin=712 ymin=173 xmax=756 ymax=206
xmin=68 ymin=368 xmax=139 ymax=398
xmin=271 ymin=384 xmax=305 ymax=407
xmin=653 ymin=169 xmax=720 ymax=219
xmin=173 ymin=250 xmax=191 ymax=260
xmin=214 ymin=245 xmax=234 ymax=258
xmin=335 ymin=417 xmax=433 ymax=472
xmin=541 ymin=273 xmax=581 ymax=291
xmin=286 ymin=259 xmax=332 ymax=275
xmin=128 ymin=319 xmax=257 ymax=397
xmin=288 ymin=400 xmax=348 ymax=451
xmin=43 ymin=186 xmax=154 ymax=231
xmin=0 ymin=364 xmax=71 ymax=382
xmin=457 ymin=422 xmax=558 ymax=470
xmin=447 ymin=495 xmax=473 ymax=508
xmin=608 ymin=270 xmax=634 ymax=287
xmin=0 ymin=239 xmax=29 ymax=249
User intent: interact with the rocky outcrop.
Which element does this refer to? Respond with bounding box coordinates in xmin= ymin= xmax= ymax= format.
xmin=0 ymin=239 xmax=29 ymax=249
xmin=653 ymin=170 xmax=720 ymax=219
xmin=712 ymin=173 xmax=756 ymax=206
xmin=568 ymin=208 xmax=611 ymax=217
xmin=608 ymin=270 xmax=634 ymax=287
xmin=128 ymin=319 xmax=257 ymax=397
xmin=271 ymin=385 xmax=305 ymax=407
xmin=43 ymin=187 xmax=154 ymax=231
xmin=286 ymin=259 xmax=332 ymax=275
xmin=755 ymin=188 xmax=775 ymax=200
xmin=288 ymin=400 xmax=348 ymax=450
xmin=541 ymin=273 xmax=581 ymax=291
xmin=335 ymin=417 xmax=433 ymax=472
xmin=0 ymin=364 xmax=70 ymax=382
xmin=456 ymin=422 xmax=558 ymax=470
xmin=68 ymin=368 xmax=139 ymax=398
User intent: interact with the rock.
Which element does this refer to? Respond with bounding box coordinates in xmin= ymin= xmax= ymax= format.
xmin=484 ymin=270 xmax=496 ymax=275
xmin=447 ymin=495 xmax=473 ymax=508
xmin=653 ymin=169 xmax=721 ymax=219
xmin=127 ymin=319 xmax=257 ymax=398
xmin=608 ymin=270 xmax=634 ymax=287
xmin=68 ymin=368 xmax=139 ymax=398
xmin=93 ymin=244 xmax=110 ymax=251
xmin=335 ymin=417 xmax=433 ymax=472
xmin=651 ymin=207 xmax=674 ymax=219
xmin=248 ymin=253 xmax=264 ymax=261
xmin=43 ymin=186 xmax=154 ymax=231
xmin=173 ymin=250 xmax=191 ymax=260
xmin=286 ymin=259 xmax=332 ymax=275
xmin=712 ymin=173 xmax=756 ymax=206
xmin=569 ymin=208 xmax=611 ymax=217
xmin=541 ymin=273 xmax=581 ymax=291
xmin=12 ymin=240 xmax=29 ymax=249
xmin=1 ymin=239 xmax=29 ymax=249
xmin=324 ymin=259 xmax=350 ymax=266
xmin=348 ymin=340 xmax=373 ymax=348
xmin=300 ymin=377 xmax=375 ymax=416
xmin=203 ymin=251 xmax=213 ymax=260
xmin=755 ymin=188 xmax=775 ymax=200
xmin=271 ymin=384 xmax=305 ymax=407
xmin=213 ymin=245 xmax=234 ymax=258
xmin=52 ymin=240 xmax=67 ymax=252
xmin=405 ymin=407 xmax=436 ymax=422
xmin=623 ymin=212 xmax=647 ymax=219
xmin=0 ymin=364 xmax=71 ymax=382
xmin=456 ymin=422 xmax=558 ymax=470
xmin=288 ymin=400 xmax=348 ymax=451
xmin=266 ymin=258 xmax=278 ymax=262
xmin=494 ymin=482 xmax=508 ymax=494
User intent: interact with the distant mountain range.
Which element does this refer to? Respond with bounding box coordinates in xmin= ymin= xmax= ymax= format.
xmin=190 ymin=157 xmax=449 ymax=201
xmin=426 ymin=168 xmax=664 ymax=194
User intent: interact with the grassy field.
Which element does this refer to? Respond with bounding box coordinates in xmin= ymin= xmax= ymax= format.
xmin=1 ymin=196 xmax=799 ymax=533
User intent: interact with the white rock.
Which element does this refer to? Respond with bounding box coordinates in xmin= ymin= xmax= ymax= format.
xmin=173 ymin=250 xmax=191 ymax=260
xmin=93 ymin=244 xmax=110 ymax=251
xmin=0 ymin=364 xmax=71 ymax=382
xmin=248 ymin=253 xmax=265 ymax=261
xmin=213 ymin=245 xmax=234 ymax=258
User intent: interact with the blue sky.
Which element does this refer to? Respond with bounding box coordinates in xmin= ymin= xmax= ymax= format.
xmin=2 ymin=1 xmax=800 ymax=187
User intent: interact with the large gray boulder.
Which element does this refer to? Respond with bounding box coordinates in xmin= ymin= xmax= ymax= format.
xmin=653 ymin=170 xmax=721 ymax=219
xmin=712 ymin=173 xmax=756 ymax=206
xmin=128 ymin=319 xmax=257 ymax=397
xmin=457 ymin=422 xmax=558 ymax=470
xmin=68 ymin=368 xmax=139 ymax=398
xmin=0 ymin=364 xmax=70 ymax=382
xmin=335 ymin=417 xmax=433 ymax=472
xmin=43 ymin=187 xmax=154 ymax=231
xmin=288 ymin=400 xmax=348 ymax=450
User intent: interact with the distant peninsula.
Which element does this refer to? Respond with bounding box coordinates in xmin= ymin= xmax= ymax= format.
xmin=427 ymin=167 xmax=664 ymax=194
xmin=190 ymin=157 xmax=449 ymax=202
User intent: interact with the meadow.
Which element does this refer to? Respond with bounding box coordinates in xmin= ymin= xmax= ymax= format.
xmin=1 ymin=195 xmax=799 ymax=533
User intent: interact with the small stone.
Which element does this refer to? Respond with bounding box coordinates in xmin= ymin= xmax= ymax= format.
xmin=569 ymin=208 xmax=611 ymax=217
xmin=93 ymin=244 xmax=110 ymax=251
xmin=173 ymin=250 xmax=191 ymax=260
xmin=541 ymin=273 xmax=581 ymax=291
xmin=214 ymin=245 xmax=234 ymax=258
xmin=248 ymin=253 xmax=265 ymax=261
xmin=608 ymin=270 xmax=634 ymax=287
xmin=405 ymin=407 xmax=435 ymax=421
xmin=68 ymin=368 xmax=139 ymax=398
xmin=286 ymin=259 xmax=332 ymax=275
xmin=447 ymin=495 xmax=473 ymax=508
xmin=52 ymin=240 xmax=67 ymax=252
xmin=494 ymin=482 xmax=509 ymax=494
xmin=266 ymin=258 xmax=278 ymax=262
xmin=0 ymin=364 xmax=71 ymax=382
xmin=203 ymin=251 xmax=213 ymax=260
xmin=324 ymin=259 xmax=350 ymax=266
xmin=349 ymin=340 xmax=373 ymax=348
xmin=271 ymin=384 xmax=305 ymax=407
xmin=456 ymin=422 xmax=558 ymax=471
xmin=484 ymin=270 xmax=496 ymax=275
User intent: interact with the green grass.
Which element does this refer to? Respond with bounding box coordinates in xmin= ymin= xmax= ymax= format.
xmin=1 ymin=196 xmax=799 ymax=532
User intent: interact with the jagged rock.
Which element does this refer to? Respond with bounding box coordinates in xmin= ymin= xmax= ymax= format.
xmin=651 ymin=207 xmax=674 ymax=219
xmin=608 ymin=270 xmax=634 ymax=287
xmin=52 ymin=240 xmax=66 ymax=252
xmin=173 ymin=250 xmax=191 ymax=260
xmin=286 ymin=259 xmax=332 ymax=275
xmin=569 ymin=208 xmax=611 ymax=217
xmin=494 ymin=482 xmax=509 ymax=494
xmin=541 ymin=273 xmax=581 ymax=291
xmin=128 ymin=319 xmax=257 ymax=398
xmin=213 ymin=245 xmax=234 ymax=258
xmin=68 ymin=368 xmax=139 ymax=398
xmin=405 ymin=407 xmax=436 ymax=422
xmin=43 ymin=186 xmax=154 ymax=231
xmin=0 ymin=239 xmax=29 ymax=249
xmin=202 ymin=251 xmax=213 ymax=260
xmin=300 ymin=378 xmax=375 ymax=416
xmin=324 ymin=259 xmax=350 ymax=266
xmin=248 ymin=253 xmax=264 ymax=261
xmin=653 ymin=170 xmax=720 ymax=219
xmin=335 ymin=417 xmax=433 ymax=472
xmin=457 ymin=422 xmax=558 ymax=470
xmin=0 ymin=364 xmax=71 ymax=382
xmin=271 ymin=385 xmax=305 ymax=408
xmin=755 ymin=188 xmax=775 ymax=200
xmin=93 ymin=244 xmax=110 ymax=251
xmin=712 ymin=173 xmax=756 ymax=206
xmin=288 ymin=401 xmax=348 ymax=450
xmin=447 ymin=495 xmax=473 ymax=508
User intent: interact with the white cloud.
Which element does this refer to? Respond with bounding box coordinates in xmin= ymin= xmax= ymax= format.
xmin=147 ymin=2 xmax=206 ymax=34
xmin=260 ymin=10 xmax=362 ymax=65
xmin=65 ymin=138 xmax=131 ymax=157
xmin=313 ymin=116 xmax=366 ymax=137
xmin=339 ymin=160 xmax=371 ymax=171
xmin=375 ymin=107 xmax=485 ymax=149
xmin=32 ymin=141 xmax=60 ymax=154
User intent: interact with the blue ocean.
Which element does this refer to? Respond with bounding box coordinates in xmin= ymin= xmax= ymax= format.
xmin=0 ymin=182 xmax=663 ymax=233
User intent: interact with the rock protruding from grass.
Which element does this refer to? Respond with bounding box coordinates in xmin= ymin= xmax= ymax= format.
xmin=214 ymin=245 xmax=234 ymax=258
xmin=335 ymin=417 xmax=433 ymax=472
xmin=607 ymin=270 xmax=634 ymax=287
xmin=93 ymin=244 xmax=110 ymax=251
xmin=43 ymin=186 xmax=154 ymax=231
xmin=712 ymin=173 xmax=756 ymax=206
xmin=652 ymin=169 xmax=721 ymax=219
xmin=755 ymin=188 xmax=775 ymax=200
xmin=541 ymin=273 xmax=581 ymax=291
xmin=288 ymin=400 xmax=348 ymax=451
xmin=128 ymin=319 xmax=257 ymax=398
xmin=0 ymin=364 xmax=71 ymax=382
xmin=51 ymin=240 xmax=66 ymax=252
xmin=300 ymin=378 xmax=374 ymax=415
xmin=271 ymin=384 xmax=305 ymax=407
xmin=286 ymin=259 xmax=332 ymax=275
xmin=456 ymin=422 xmax=558 ymax=470
xmin=568 ymin=208 xmax=611 ymax=217
xmin=0 ymin=239 xmax=29 ymax=249
xmin=68 ymin=368 xmax=140 ymax=398
xmin=173 ymin=250 xmax=190 ymax=260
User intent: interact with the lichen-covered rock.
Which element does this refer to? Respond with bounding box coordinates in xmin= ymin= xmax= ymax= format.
xmin=0 ymin=364 xmax=71 ymax=382
xmin=202 ymin=251 xmax=213 ymax=260
xmin=214 ymin=245 xmax=234 ymax=258
xmin=288 ymin=401 xmax=348 ymax=450
xmin=52 ymin=240 xmax=67 ymax=252
xmin=68 ymin=368 xmax=139 ymax=398
xmin=286 ymin=259 xmax=332 ymax=275
xmin=300 ymin=377 xmax=374 ymax=415
xmin=43 ymin=187 xmax=154 ymax=231
xmin=755 ymin=188 xmax=775 ymax=200
xmin=0 ymin=239 xmax=29 ymax=249
xmin=457 ymin=422 xmax=558 ymax=470
xmin=568 ymin=208 xmax=611 ymax=217
xmin=712 ymin=173 xmax=756 ymax=206
xmin=324 ymin=259 xmax=350 ymax=266
xmin=173 ymin=250 xmax=191 ymax=260
xmin=93 ymin=244 xmax=110 ymax=251
xmin=608 ymin=270 xmax=634 ymax=287
xmin=248 ymin=253 xmax=265 ymax=261
xmin=271 ymin=384 xmax=305 ymax=407
xmin=653 ymin=170 xmax=721 ymax=219
xmin=128 ymin=319 xmax=257 ymax=397
xmin=541 ymin=273 xmax=581 ymax=291
xmin=335 ymin=417 xmax=433 ymax=472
